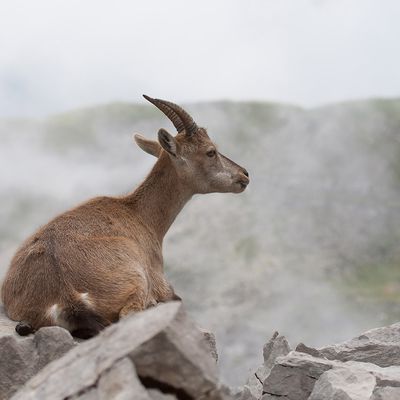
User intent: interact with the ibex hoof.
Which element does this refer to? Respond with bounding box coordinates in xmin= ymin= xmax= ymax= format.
xmin=15 ymin=321 xmax=34 ymax=336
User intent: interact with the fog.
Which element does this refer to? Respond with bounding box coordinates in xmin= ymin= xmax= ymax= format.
xmin=1 ymin=0 xmax=400 ymax=387
xmin=1 ymin=99 xmax=400 ymax=384
xmin=1 ymin=0 xmax=400 ymax=116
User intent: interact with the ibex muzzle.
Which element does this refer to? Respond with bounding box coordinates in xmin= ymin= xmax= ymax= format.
xmin=1 ymin=96 xmax=249 ymax=338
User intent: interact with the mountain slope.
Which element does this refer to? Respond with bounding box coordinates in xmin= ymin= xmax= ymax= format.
xmin=1 ymin=98 xmax=400 ymax=384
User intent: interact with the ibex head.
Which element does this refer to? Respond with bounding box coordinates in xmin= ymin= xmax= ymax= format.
xmin=135 ymin=95 xmax=249 ymax=194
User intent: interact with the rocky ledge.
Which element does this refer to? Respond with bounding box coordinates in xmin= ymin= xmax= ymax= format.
xmin=236 ymin=324 xmax=400 ymax=400
xmin=1 ymin=303 xmax=400 ymax=400
xmin=0 ymin=302 xmax=223 ymax=400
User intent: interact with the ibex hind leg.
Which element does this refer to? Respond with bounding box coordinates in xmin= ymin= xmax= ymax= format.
xmin=118 ymin=271 xmax=155 ymax=318
xmin=62 ymin=302 xmax=111 ymax=339
xmin=119 ymin=298 xmax=148 ymax=318
xmin=119 ymin=288 xmax=154 ymax=319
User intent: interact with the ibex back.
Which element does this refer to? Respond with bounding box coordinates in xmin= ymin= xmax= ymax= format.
xmin=1 ymin=95 xmax=249 ymax=338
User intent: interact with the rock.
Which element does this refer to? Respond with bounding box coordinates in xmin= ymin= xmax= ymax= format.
xmin=0 ymin=315 xmax=75 ymax=400
xmin=148 ymin=390 xmax=178 ymax=400
xmin=0 ymin=305 xmax=18 ymax=338
xmin=201 ymin=329 xmax=218 ymax=362
xmin=371 ymin=387 xmax=400 ymax=400
xmin=11 ymin=302 xmax=228 ymax=400
xmin=0 ymin=335 xmax=37 ymax=400
xmin=69 ymin=358 xmax=152 ymax=400
xmin=240 ymin=323 xmax=400 ymax=400
xmin=230 ymin=386 xmax=245 ymax=399
xmin=309 ymin=362 xmax=400 ymax=400
xmin=5 ymin=299 xmax=400 ymax=400
xmin=317 ymin=322 xmax=400 ymax=367
xmin=262 ymin=349 xmax=400 ymax=400
xmin=238 ymin=332 xmax=291 ymax=400
xmin=130 ymin=304 xmax=226 ymax=400
xmin=239 ymin=376 xmax=263 ymax=400
xmin=295 ymin=342 xmax=325 ymax=359
xmin=262 ymin=351 xmax=335 ymax=400
xmin=263 ymin=332 xmax=291 ymax=371
xmin=308 ymin=366 xmax=376 ymax=400
xmin=33 ymin=327 xmax=77 ymax=370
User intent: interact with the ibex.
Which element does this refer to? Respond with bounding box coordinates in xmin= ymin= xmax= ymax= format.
xmin=1 ymin=96 xmax=249 ymax=339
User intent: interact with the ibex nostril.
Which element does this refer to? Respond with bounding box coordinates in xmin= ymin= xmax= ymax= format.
xmin=243 ymin=169 xmax=249 ymax=178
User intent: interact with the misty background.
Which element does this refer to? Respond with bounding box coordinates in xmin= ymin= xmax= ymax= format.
xmin=1 ymin=0 xmax=400 ymax=386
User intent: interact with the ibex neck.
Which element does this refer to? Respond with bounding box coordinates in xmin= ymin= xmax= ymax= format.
xmin=125 ymin=153 xmax=192 ymax=242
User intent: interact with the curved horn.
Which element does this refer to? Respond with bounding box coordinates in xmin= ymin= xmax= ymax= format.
xmin=143 ymin=95 xmax=198 ymax=136
xmin=143 ymin=95 xmax=185 ymax=133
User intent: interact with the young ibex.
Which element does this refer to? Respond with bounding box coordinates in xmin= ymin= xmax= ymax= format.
xmin=1 ymin=95 xmax=249 ymax=338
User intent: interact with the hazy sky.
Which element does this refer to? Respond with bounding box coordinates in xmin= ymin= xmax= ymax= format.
xmin=1 ymin=0 xmax=399 ymax=117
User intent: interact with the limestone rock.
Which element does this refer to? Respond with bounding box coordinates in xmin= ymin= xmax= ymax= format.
xmin=230 ymin=386 xmax=245 ymax=399
xmin=11 ymin=302 xmax=228 ymax=400
xmin=69 ymin=358 xmax=151 ymax=400
xmin=371 ymin=387 xmax=400 ymax=400
xmin=148 ymin=390 xmax=178 ymax=400
xmin=33 ymin=327 xmax=77 ymax=370
xmin=238 ymin=332 xmax=291 ymax=400
xmin=263 ymin=332 xmax=291 ymax=371
xmin=309 ymin=362 xmax=400 ymax=400
xmin=295 ymin=342 xmax=325 ymax=358
xmin=239 ymin=376 xmax=263 ymax=400
xmin=317 ymin=322 xmax=400 ymax=367
xmin=0 ymin=305 xmax=18 ymax=338
xmin=6 ymin=299 xmax=400 ymax=400
xmin=262 ymin=349 xmax=400 ymax=400
xmin=130 ymin=306 xmax=225 ymax=400
xmin=262 ymin=351 xmax=335 ymax=400
xmin=201 ymin=329 xmax=218 ymax=362
xmin=308 ymin=366 xmax=376 ymax=400
xmin=0 ymin=313 xmax=75 ymax=400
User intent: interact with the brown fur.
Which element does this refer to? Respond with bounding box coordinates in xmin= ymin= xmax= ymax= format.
xmin=1 ymin=100 xmax=249 ymax=336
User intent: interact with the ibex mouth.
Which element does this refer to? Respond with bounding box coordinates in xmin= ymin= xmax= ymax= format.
xmin=236 ymin=178 xmax=249 ymax=191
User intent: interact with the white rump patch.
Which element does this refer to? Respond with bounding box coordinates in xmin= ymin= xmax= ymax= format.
xmin=47 ymin=304 xmax=60 ymax=322
xmin=45 ymin=293 xmax=93 ymax=330
xmin=79 ymin=292 xmax=93 ymax=307
xmin=46 ymin=303 xmax=70 ymax=330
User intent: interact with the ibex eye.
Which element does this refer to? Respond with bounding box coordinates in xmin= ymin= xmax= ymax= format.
xmin=207 ymin=150 xmax=216 ymax=157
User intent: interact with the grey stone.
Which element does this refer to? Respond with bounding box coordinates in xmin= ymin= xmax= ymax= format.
xmin=318 ymin=322 xmax=400 ymax=367
xmin=148 ymin=389 xmax=178 ymax=400
xmin=0 ymin=305 xmax=18 ymax=338
xmin=260 ymin=323 xmax=400 ymax=400
xmin=201 ymin=329 xmax=218 ymax=362
xmin=97 ymin=358 xmax=151 ymax=400
xmin=371 ymin=387 xmax=400 ymax=400
xmin=0 ymin=335 xmax=37 ymax=400
xmin=239 ymin=332 xmax=291 ymax=400
xmin=261 ymin=394 xmax=283 ymax=399
xmin=240 ymin=375 xmax=264 ymax=400
xmin=69 ymin=358 xmax=152 ymax=400
xmin=33 ymin=327 xmax=77 ymax=370
xmin=230 ymin=386 xmax=245 ymax=399
xmin=295 ymin=342 xmax=325 ymax=359
xmin=308 ymin=366 xmax=376 ymax=400
xmin=262 ymin=351 xmax=335 ymax=400
xmin=263 ymin=332 xmax=291 ymax=371
xmin=11 ymin=302 xmax=228 ymax=400
xmin=0 ymin=311 xmax=75 ymax=400
xmin=130 ymin=306 xmax=226 ymax=400
xmin=263 ymin=350 xmax=400 ymax=400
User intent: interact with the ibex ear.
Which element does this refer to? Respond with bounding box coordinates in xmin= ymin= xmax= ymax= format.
xmin=134 ymin=134 xmax=162 ymax=158
xmin=158 ymin=128 xmax=178 ymax=157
